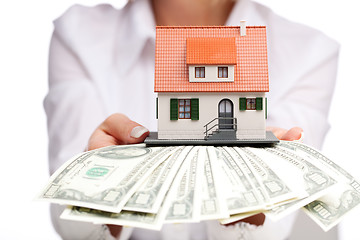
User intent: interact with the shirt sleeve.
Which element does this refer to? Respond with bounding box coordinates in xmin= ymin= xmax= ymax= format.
xmin=267 ymin=45 xmax=339 ymax=149
xmin=44 ymin=20 xmax=107 ymax=175
xmin=44 ymin=10 xmax=108 ymax=239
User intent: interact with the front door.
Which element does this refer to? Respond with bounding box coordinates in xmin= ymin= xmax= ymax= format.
xmin=218 ymin=99 xmax=233 ymax=129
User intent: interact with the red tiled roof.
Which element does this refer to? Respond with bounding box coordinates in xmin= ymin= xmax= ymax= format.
xmin=154 ymin=26 xmax=269 ymax=92
xmin=186 ymin=37 xmax=237 ymax=65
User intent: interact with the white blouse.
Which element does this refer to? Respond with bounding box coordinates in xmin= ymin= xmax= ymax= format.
xmin=44 ymin=0 xmax=339 ymax=239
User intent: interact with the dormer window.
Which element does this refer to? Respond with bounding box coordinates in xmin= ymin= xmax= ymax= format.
xmin=195 ymin=67 xmax=205 ymax=78
xmin=218 ymin=67 xmax=228 ymax=78
xmin=189 ymin=65 xmax=233 ymax=82
xmin=186 ymin=37 xmax=236 ymax=83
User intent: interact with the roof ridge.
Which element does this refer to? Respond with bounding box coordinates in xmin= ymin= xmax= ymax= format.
xmin=156 ymin=26 xmax=265 ymax=29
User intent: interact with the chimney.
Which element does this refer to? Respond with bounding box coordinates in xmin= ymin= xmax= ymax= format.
xmin=240 ymin=20 xmax=246 ymax=36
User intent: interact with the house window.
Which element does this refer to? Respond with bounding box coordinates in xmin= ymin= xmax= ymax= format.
xmin=246 ymin=98 xmax=256 ymax=110
xmin=170 ymin=98 xmax=199 ymax=120
xmin=218 ymin=67 xmax=228 ymax=78
xmin=179 ymin=99 xmax=191 ymax=119
xmin=239 ymin=97 xmax=263 ymax=111
xmin=195 ymin=67 xmax=205 ymax=78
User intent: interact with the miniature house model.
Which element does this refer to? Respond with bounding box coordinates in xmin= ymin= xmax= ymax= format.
xmin=155 ymin=22 xmax=269 ymax=140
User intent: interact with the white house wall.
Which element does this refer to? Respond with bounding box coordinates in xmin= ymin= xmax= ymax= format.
xmin=157 ymin=92 xmax=266 ymax=140
xmin=189 ymin=65 xmax=234 ymax=82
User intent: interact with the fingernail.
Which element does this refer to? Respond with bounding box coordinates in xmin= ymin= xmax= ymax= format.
xmin=294 ymin=131 xmax=304 ymax=143
xmin=130 ymin=126 xmax=149 ymax=138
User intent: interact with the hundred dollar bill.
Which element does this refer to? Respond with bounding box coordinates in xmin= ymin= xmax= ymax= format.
xmin=233 ymin=147 xmax=297 ymax=207
xmin=123 ymin=146 xmax=192 ymax=213
xmin=277 ymin=141 xmax=360 ymax=231
xmin=38 ymin=144 xmax=177 ymax=213
xmin=61 ymin=147 xmax=193 ymax=230
xmin=213 ymin=147 xmax=268 ymax=214
xmin=249 ymin=146 xmax=337 ymax=220
xmin=61 ymin=205 xmax=166 ymax=231
xmin=199 ymin=147 xmax=229 ymax=220
xmin=165 ymin=146 xmax=202 ymax=223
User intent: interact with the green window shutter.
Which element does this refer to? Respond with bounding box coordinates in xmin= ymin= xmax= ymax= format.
xmin=191 ymin=98 xmax=199 ymax=120
xmin=256 ymin=97 xmax=263 ymax=110
xmin=170 ymin=98 xmax=178 ymax=120
xmin=156 ymin=97 xmax=158 ymax=119
xmin=239 ymin=98 xmax=246 ymax=111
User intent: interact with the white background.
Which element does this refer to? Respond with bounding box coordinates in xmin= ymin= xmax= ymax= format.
xmin=0 ymin=0 xmax=359 ymax=239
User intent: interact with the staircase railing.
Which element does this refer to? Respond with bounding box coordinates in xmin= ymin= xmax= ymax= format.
xmin=204 ymin=117 xmax=237 ymax=138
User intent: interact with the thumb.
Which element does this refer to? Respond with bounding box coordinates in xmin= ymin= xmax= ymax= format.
xmin=88 ymin=113 xmax=149 ymax=150
xmin=281 ymin=127 xmax=303 ymax=141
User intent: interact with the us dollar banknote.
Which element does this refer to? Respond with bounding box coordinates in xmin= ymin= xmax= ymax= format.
xmin=61 ymin=205 xmax=167 ymax=230
xmin=277 ymin=141 xmax=360 ymax=231
xmin=165 ymin=146 xmax=202 ymax=223
xmin=250 ymin=146 xmax=337 ymax=220
xmin=235 ymin=147 xmax=297 ymax=207
xmin=123 ymin=146 xmax=192 ymax=213
xmin=61 ymin=147 xmax=193 ymax=230
xmin=213 ymin=146 xmax=268 ymax=214
xmin=199 ymin=147 xmax=229 ymax=220
xmin=38 ymin=144 xmax=177 ymax=213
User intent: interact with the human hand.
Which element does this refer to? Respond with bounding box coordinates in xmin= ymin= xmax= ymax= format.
xmin=87 ymin=113 xmax=149 ymax=151
xmin=87 ymin=113 xmax=149 ymax=237
xmin=225 ymin=126 xmax=303 ymax=227
xmin=267 ymin=126 xmax=303 ymax=142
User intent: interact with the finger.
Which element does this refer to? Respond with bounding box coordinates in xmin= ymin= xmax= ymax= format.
xmin=101 ymin=113 xmax=149 ymax=144
xmin=87 ymin=127 xmax=119 ymax=150
xmin=107 ymin=225 xmax=122 ymax=238
xmin=280 ymin=127 xmax=303 ymax=141
xmin=224 ymin=213 xmax=265 ymax=227
xmin=266 ymin=126 xmax=287 ymax=139
xmin=87 ymin=113 xmax=149 ymax=150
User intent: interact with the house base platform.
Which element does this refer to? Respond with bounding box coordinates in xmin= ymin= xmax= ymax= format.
xmin=145 ymin=131 xmax=279 ymax=146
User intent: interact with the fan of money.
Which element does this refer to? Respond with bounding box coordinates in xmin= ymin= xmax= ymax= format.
xmin=37 ymin=141 xmax=360 ymax=232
